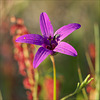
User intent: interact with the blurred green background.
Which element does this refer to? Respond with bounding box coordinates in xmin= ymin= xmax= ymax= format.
xmin=0 ymin=0 xmax=99 ymax=100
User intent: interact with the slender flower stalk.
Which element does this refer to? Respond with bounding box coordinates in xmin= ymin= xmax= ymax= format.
xmin=50 ymin=56 xmax=56 ymax=100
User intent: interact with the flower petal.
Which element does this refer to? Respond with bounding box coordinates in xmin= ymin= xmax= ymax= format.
xmin=16 ymin=34 xmax=44 ymax=45
xmin=54 ymin=23 xmax=81 ymax=41
xmin=53 ymin=42 xmax=77 ymax=56
xmin=33 ymin=47 xmax=52 ymax=68
xmin=40 ymin=12 xmax=54 ymax=38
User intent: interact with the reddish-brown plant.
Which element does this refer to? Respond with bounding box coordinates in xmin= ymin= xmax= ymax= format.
xmin=10 ymin=17 xmax=40 ymax=100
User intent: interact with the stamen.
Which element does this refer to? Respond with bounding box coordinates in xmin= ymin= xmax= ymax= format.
xmin=48 ymin=36 xmax=51 ymax=40
xmin=53 ymin=34 xmax=60 ymax=40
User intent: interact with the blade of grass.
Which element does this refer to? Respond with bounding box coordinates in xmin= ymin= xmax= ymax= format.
xmin=85 ymin=52 xmax=95 ymax=76
xmin=0 ymin=91 xmax=3 ymax=100
xmin=94 ymin=23 xmax=100 ymax=99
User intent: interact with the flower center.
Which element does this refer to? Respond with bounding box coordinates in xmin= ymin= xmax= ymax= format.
xmin=43 ymin=36 xmax=58 ymax=50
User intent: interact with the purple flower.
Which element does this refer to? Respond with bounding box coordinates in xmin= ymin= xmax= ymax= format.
xmin=16 ymin=12 xmax=81 ymax=68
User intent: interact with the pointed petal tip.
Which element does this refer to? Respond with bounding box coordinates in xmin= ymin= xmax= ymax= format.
xmin=15 ymin=39 xmax=17 ymax=42
xmin=15 ymin=38 xmax=20 ymax=42
xmin=41 ymin=12 xmax=47 ymax=15
xmin=33 ymin=63 xmax=37 ymax=69
xmin=33 ymin=60 xmax=38 ymax=68
xmin=41 ymin=12 xmax=46 ymax=14
xmin=74 ymin=53 xmax=78 ymax=57
xmin=68 ymin=51 xmax=78 ymax=57
xmin=15 ymin=36 xmax=26 ymax=43
xmin=73 ymin=51 xmax=78 ymax=57
xmin=75 ymin=23 xmax=81 ymax=29
xmin=40 ymin=12 xmax=47 ymax=17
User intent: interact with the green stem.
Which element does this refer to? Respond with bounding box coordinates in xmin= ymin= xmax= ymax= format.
xmin=94 ymin=23 xmax=100 ymax=99
xmin=50 ymin=56 xmax=56 ymax=100
xmin=78 ymin=67 xmax=88 ymax=100
xmin=60 ymin=74 xmax=93 ymax=100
